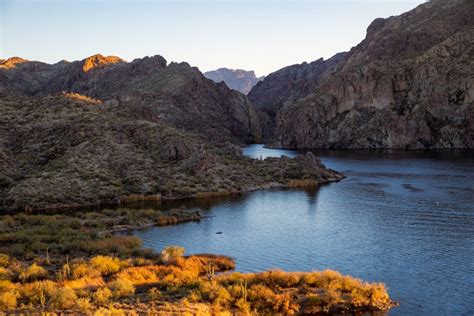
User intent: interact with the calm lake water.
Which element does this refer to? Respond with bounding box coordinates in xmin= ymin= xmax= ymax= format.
xmin=132 ymin=145 xmax=474 ymax=315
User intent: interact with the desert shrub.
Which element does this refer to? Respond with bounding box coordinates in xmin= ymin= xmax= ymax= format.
xmin=197 ymin=279 xmax=212 ymax=300
xmin=90 ymin=256 xmax=122 ymax=276
xmin=174 ymin=257 xmax=202 ymax=280
xmin=185 ymin=254 xmax=235 ymax=274
xmin=217 ymin=272 xmax=245 ymax=287
xmin=131 ymin=257 xmax=153 ymax=267
xmin=70 ymin=262 xmax=101 ymax=279
xmin=62 ymin=275 xmax=106 ymax=290
xmin=0 ymin=254 xmax=10 ymax=267
xmin=273 ymin=292 xmax=299 ymax=314
xmin=0 ymin=280 xmax=16 ymax=292
xmin=84 ymin=236 xmax=142 ymax=255
xmin=109 ymin=279 xmax=135 ymax=298
xmin=114 ymin=264 xmax=175 ymax=285
xmin=0 ymin=291 xmax=19 ymax=309
xmin=307 ymin=270 xmax=342 ymax=289
xmin=256 ymin=270 xmax=301 ymax=289
xmin=234 ymin=297 xmax=250 ymax=313
xmin=19 ymin=263 xmax=48 ymax=282
xmin=350 ymin=287 xmax=369 ymax=307
xmin=0 ymin=267 xmax=12 ymax=280
xmin=366 ymin=283 xmax=390 ymax=309
xmin=185 ymin=288 xmax=202 ymax=302
xmin=248 ymin=284 xmax=276 ymax=312
xmin=76 ymin=297 xmax=92 ymax=312
xmin=75 ymin=287 xmax=90 ymax=298
xmin=320 ymin=288 xmax=342 ymax=308
xmin=20 ymin=280 xmax=56 ymax=305
xmin=93 ymin=287 xmax=112 ymax=305
xmin=211 ymin=286 xmax=232 ymax=308
xmin=147 ymin=287 xmax=161 ymax=300
xmin=161 ymin=246 xmax=185 ymax=264
xmin=0 ymin=280 xmax=18 ymax=309
xmin=49 ymin=287 xmax=77 ymax=309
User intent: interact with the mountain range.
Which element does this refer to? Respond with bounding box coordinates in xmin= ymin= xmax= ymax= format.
xmin=249 ymin=0 xmax=473 ymax=149
xmin=0 ymin=0 xmax=472 ymax=210
xmin=0 ymin=54 xmax=261 ymax=144
xmin=0 ymin=55 xmax=339 ymax=211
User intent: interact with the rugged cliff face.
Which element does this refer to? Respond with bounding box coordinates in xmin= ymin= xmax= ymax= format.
xmin=203 ymin=68 xmax=264 ymax=95
xmin=253 ymin=0 xmax=474 ymax=148
xmin=248 ymin=53 xmax=346 ymax=142
xmin=0 ymin=55 xmax=261 ymax=144
xmin=0 ymin=92 xmax=342 ymax=211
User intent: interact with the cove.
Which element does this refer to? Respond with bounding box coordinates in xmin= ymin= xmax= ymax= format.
xmin=130 ymin=145 xmax=474 ymax=315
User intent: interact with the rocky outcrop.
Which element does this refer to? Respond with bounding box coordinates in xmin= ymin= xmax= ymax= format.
xmin=248 ymin=53 xmax=346 ymax=142
xmin=249 ymin=53 xmax=346 ymax=114
xmin=0 ymin=57 xmax=30 ymax=69
xmin=81 ymin=54 xmax=124 ymax=72
xmin=204 ymin=68 xmax=264 ymax=94
xmin=254 ymin=0 xmax=474 ymax=148
xmin=0 ymin=55 xmax=261 ymax=144
xmin=0 ymin=92 xmax=342 ymax=211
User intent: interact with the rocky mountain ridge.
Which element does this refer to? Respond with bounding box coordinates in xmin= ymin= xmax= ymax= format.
xmin=250 ymin=0 xmax=474 ymax=148
xmin=0 ymin=54 xmax=261 ymax=144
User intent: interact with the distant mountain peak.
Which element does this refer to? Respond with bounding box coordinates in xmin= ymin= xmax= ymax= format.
xmin=204 ymin=68 xmax=264 ymax=95
xmin=81 ymin=54 xmax=124 ymax=72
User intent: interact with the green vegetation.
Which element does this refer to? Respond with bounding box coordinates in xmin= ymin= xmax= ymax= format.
xmin=0 ymin=208 xmax=200 ymax=260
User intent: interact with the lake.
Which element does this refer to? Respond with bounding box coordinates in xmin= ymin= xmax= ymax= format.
xmin=131 ymin=145 xmax=474 ymax=315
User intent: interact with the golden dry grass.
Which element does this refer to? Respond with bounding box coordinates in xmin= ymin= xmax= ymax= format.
xmin=0 ymin=250 xmax=395 ymax=314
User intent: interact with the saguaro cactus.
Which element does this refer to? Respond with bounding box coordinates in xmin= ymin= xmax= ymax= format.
xmin=206 ymin=260 xmax=215 ymax=282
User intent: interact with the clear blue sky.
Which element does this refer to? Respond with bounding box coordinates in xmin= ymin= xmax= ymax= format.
xmin=0 ymin=0 xmax=425 ymax=76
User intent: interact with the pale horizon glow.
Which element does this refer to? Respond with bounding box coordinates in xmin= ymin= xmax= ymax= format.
xmin=0 ymin=0 xmax=425 ymax=76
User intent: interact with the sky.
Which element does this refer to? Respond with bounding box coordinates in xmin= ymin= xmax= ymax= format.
xmin=0 ymin=0 xmax=425 ymax=76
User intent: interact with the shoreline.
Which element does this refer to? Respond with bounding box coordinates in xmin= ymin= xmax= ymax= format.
xmin=0 ymin=175 xmax=400 ymax=315
xmin=8 ymin=174 xmax=345 ymax=214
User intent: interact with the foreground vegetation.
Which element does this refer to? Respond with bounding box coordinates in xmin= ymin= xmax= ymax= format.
xmin=0 ymin=207 xmax=201 ymax=260
xmin=0 ymin=210 xmax=396 ymax=314
xmin=0 ymin=248 xmax=395 ymax=314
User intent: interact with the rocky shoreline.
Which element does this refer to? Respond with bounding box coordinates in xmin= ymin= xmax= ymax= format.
xmin=22 ymin=170 xmax=344 ymax=214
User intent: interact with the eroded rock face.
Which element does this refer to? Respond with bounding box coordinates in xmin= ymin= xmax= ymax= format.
xmin=0 ymin=55 xmax=261 ymax=144
xmin=249 ymin=53 xmax=346 ymax=114
xmin=204 ymin=68 xmax=264 ymax=95
xmin=248 ymin=53 xmax=346 ymax=142
xmin=255 ymin=0 xmax=474 ymax=148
